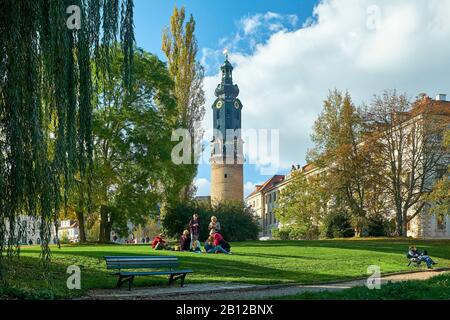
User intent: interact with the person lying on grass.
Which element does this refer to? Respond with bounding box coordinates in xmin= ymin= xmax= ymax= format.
xmin=204 ymin=236 xmax=230 ymax=254
xmin=151 ymin=233 xmax=172 ymax=250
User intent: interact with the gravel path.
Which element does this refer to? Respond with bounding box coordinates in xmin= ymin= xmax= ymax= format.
xmin=84 ymin=268 xmax=449 ymax=300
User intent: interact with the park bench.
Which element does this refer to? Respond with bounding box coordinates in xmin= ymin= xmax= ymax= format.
xmin=406 ymin=253 xmax=422 ymax=267
xmin=104 ymin=256 xmax=193 ymax=290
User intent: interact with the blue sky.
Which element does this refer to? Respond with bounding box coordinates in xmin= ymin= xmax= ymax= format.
xmin=133 ymin=0 xmax=450 ymax=198
xmin=134 ymin=0 xmax=317 ymax=64
xmin=134 ymin=0 xmax=320 ymax=196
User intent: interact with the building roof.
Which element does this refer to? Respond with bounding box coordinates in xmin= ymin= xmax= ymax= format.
xmin=411 ymin=96 xmax=450 ymax=117
xmin=59 ymin=221 xmax=79 ymax=230
xmin=246 ymin=175 xmax=285 ymax=198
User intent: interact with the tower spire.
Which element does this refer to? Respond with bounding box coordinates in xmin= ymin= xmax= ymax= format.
xmin=210 ymin=55 xmax=244 ymax=203
xmin=223 ymin=48 xmax=229 ymax=61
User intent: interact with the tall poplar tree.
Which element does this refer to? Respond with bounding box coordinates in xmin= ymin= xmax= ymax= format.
xmin=162 ymin=6 xmax=205 ymax=202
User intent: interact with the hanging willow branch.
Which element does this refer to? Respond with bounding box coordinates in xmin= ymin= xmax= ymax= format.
xmin=0 ymin=0 xmax=134 ymax=273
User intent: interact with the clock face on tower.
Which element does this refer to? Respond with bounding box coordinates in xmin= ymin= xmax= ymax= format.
xmin=216 ymin=100 xmax=223 ymax=109
xmin=234 ymin=100 xmax=240 ymax=109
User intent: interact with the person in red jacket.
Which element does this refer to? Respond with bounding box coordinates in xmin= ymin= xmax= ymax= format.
xmin=211 ymin=230 xmax=231 ymax=253
xmin=152 ymin=233 xmax=170 ymax=250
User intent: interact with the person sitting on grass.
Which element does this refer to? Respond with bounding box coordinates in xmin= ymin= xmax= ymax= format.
xmin=190 ymin=240 xmax=203 ymax=253
xmin=179 ymin=230 xmax=191 ymax=251
xmin=211 ymin=230 xmax=231 ymax=253
xmin=152 ymin=233 xmax=171 ymax=250
xmin=204 ymin=236 xmax=230 ymax=254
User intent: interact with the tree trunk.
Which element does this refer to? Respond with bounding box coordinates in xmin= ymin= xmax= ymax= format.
xmin=354 ymin=226 xmax=362 ymax=237
xmin=402 ymin=215 xmax=408 ymax=237
xmin=99 ymin=205 xmax=108 ymax=243
xmin=75 ymin=210 xmax=87 ymax=243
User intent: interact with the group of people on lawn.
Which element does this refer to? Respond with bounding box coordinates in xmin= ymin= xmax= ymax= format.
xmin=151 ymin=214 xmax=231 ymax=254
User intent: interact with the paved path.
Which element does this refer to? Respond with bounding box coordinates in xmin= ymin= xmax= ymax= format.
xmin=84 ymin=268 xmax=449 ymax=300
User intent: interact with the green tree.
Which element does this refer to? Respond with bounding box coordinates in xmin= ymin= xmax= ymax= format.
xmin=162 ymin=6 xmax=205 ymax=202
xmin=92 ymin=47 xmax=177 ymax=242
xmin=308 ymin=90 xmax=382 ymax=236
xmin=0 ymin=0 xmax=134 ymax=267
xmin=275 ymin=170 xmax=329 ymax=238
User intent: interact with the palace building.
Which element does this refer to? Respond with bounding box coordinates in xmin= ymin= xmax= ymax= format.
xmin=247 ymin=93 xmax=450 ymax=239
xmin=210 ymin=56 xmax=244 ymax=203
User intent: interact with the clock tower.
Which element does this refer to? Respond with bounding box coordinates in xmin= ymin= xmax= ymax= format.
xmin=210 ymin=55 xmax=244 ymax=203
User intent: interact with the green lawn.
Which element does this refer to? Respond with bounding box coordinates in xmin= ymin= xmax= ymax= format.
xmin=2 ymin=238 xmax=450 ymax=299
xmin=275 ymin=272 xmax=450 ymax=300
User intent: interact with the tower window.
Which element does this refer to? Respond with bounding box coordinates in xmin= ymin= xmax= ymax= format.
xmin=224 ymin=174 xmax=228 ymax=178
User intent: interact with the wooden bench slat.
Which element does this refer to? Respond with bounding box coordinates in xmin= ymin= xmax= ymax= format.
xmin=116 ymin=270 xmax=193 ymax=276
xmin=107 ymin=265 xmax=179 ymax=270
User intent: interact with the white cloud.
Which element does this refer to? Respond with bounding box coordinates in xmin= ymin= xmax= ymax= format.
xmin=194 ymin=178 xmax=211 ymax=197
xmin=200 ymin=0 xmax=450 ymax=173
xmin=242 ymin=15 xmax=262 ymax=35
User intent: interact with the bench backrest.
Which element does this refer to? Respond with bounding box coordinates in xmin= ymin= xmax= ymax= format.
xmin=104 ymin=256 xmax=180 ymax=270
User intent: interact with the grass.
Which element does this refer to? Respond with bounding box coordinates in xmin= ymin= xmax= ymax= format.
xmin=275 ymin=272 xmax=450 ymax=300
xmin=1 ymin=238 xmax=450 ymax=299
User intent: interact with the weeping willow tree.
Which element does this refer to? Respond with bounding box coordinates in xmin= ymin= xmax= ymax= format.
xmin=0 ymin=0 xmax=134 ymax=275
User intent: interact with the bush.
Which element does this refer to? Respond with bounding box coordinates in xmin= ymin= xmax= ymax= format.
xmin=59 ymin=232 xmax=70 ymax=244
xmin=162 ymin=201 xmax=259 ymax=242
xmin=322 ymin=211 xmax=355 ymax=238
xmin=272 ymin=224 xmax=319 ymax=240
xmin=0 ymin=286 xmax=54 ymax=300
xmin=272 ymin=228 xmax=289 ymax=240
xmin=366 ymin=213 xmax=389 ymax=237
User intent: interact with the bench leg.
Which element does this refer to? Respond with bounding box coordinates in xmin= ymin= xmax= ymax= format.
xmin=128 ymin=276 xmax=135 ymax=291
xmin=180 ymin=273 xmax=186 ymax=287
xmin=168 ymin=273 xmax=187 ymax=287
xmin=116 ymin=275 xmax=124 ymax=288
xmin=168 ymin=274 xmax=175 ymax=285
xmin=116 ymin=275 xmax=134 ymax=290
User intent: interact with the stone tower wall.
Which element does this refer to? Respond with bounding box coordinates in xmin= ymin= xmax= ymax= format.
xmin=211 ymin=163 xmax=243 ymax=204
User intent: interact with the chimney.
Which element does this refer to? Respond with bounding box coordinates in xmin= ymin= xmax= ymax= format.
xmin=436 ymin=94 xmax=447 ymax=101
